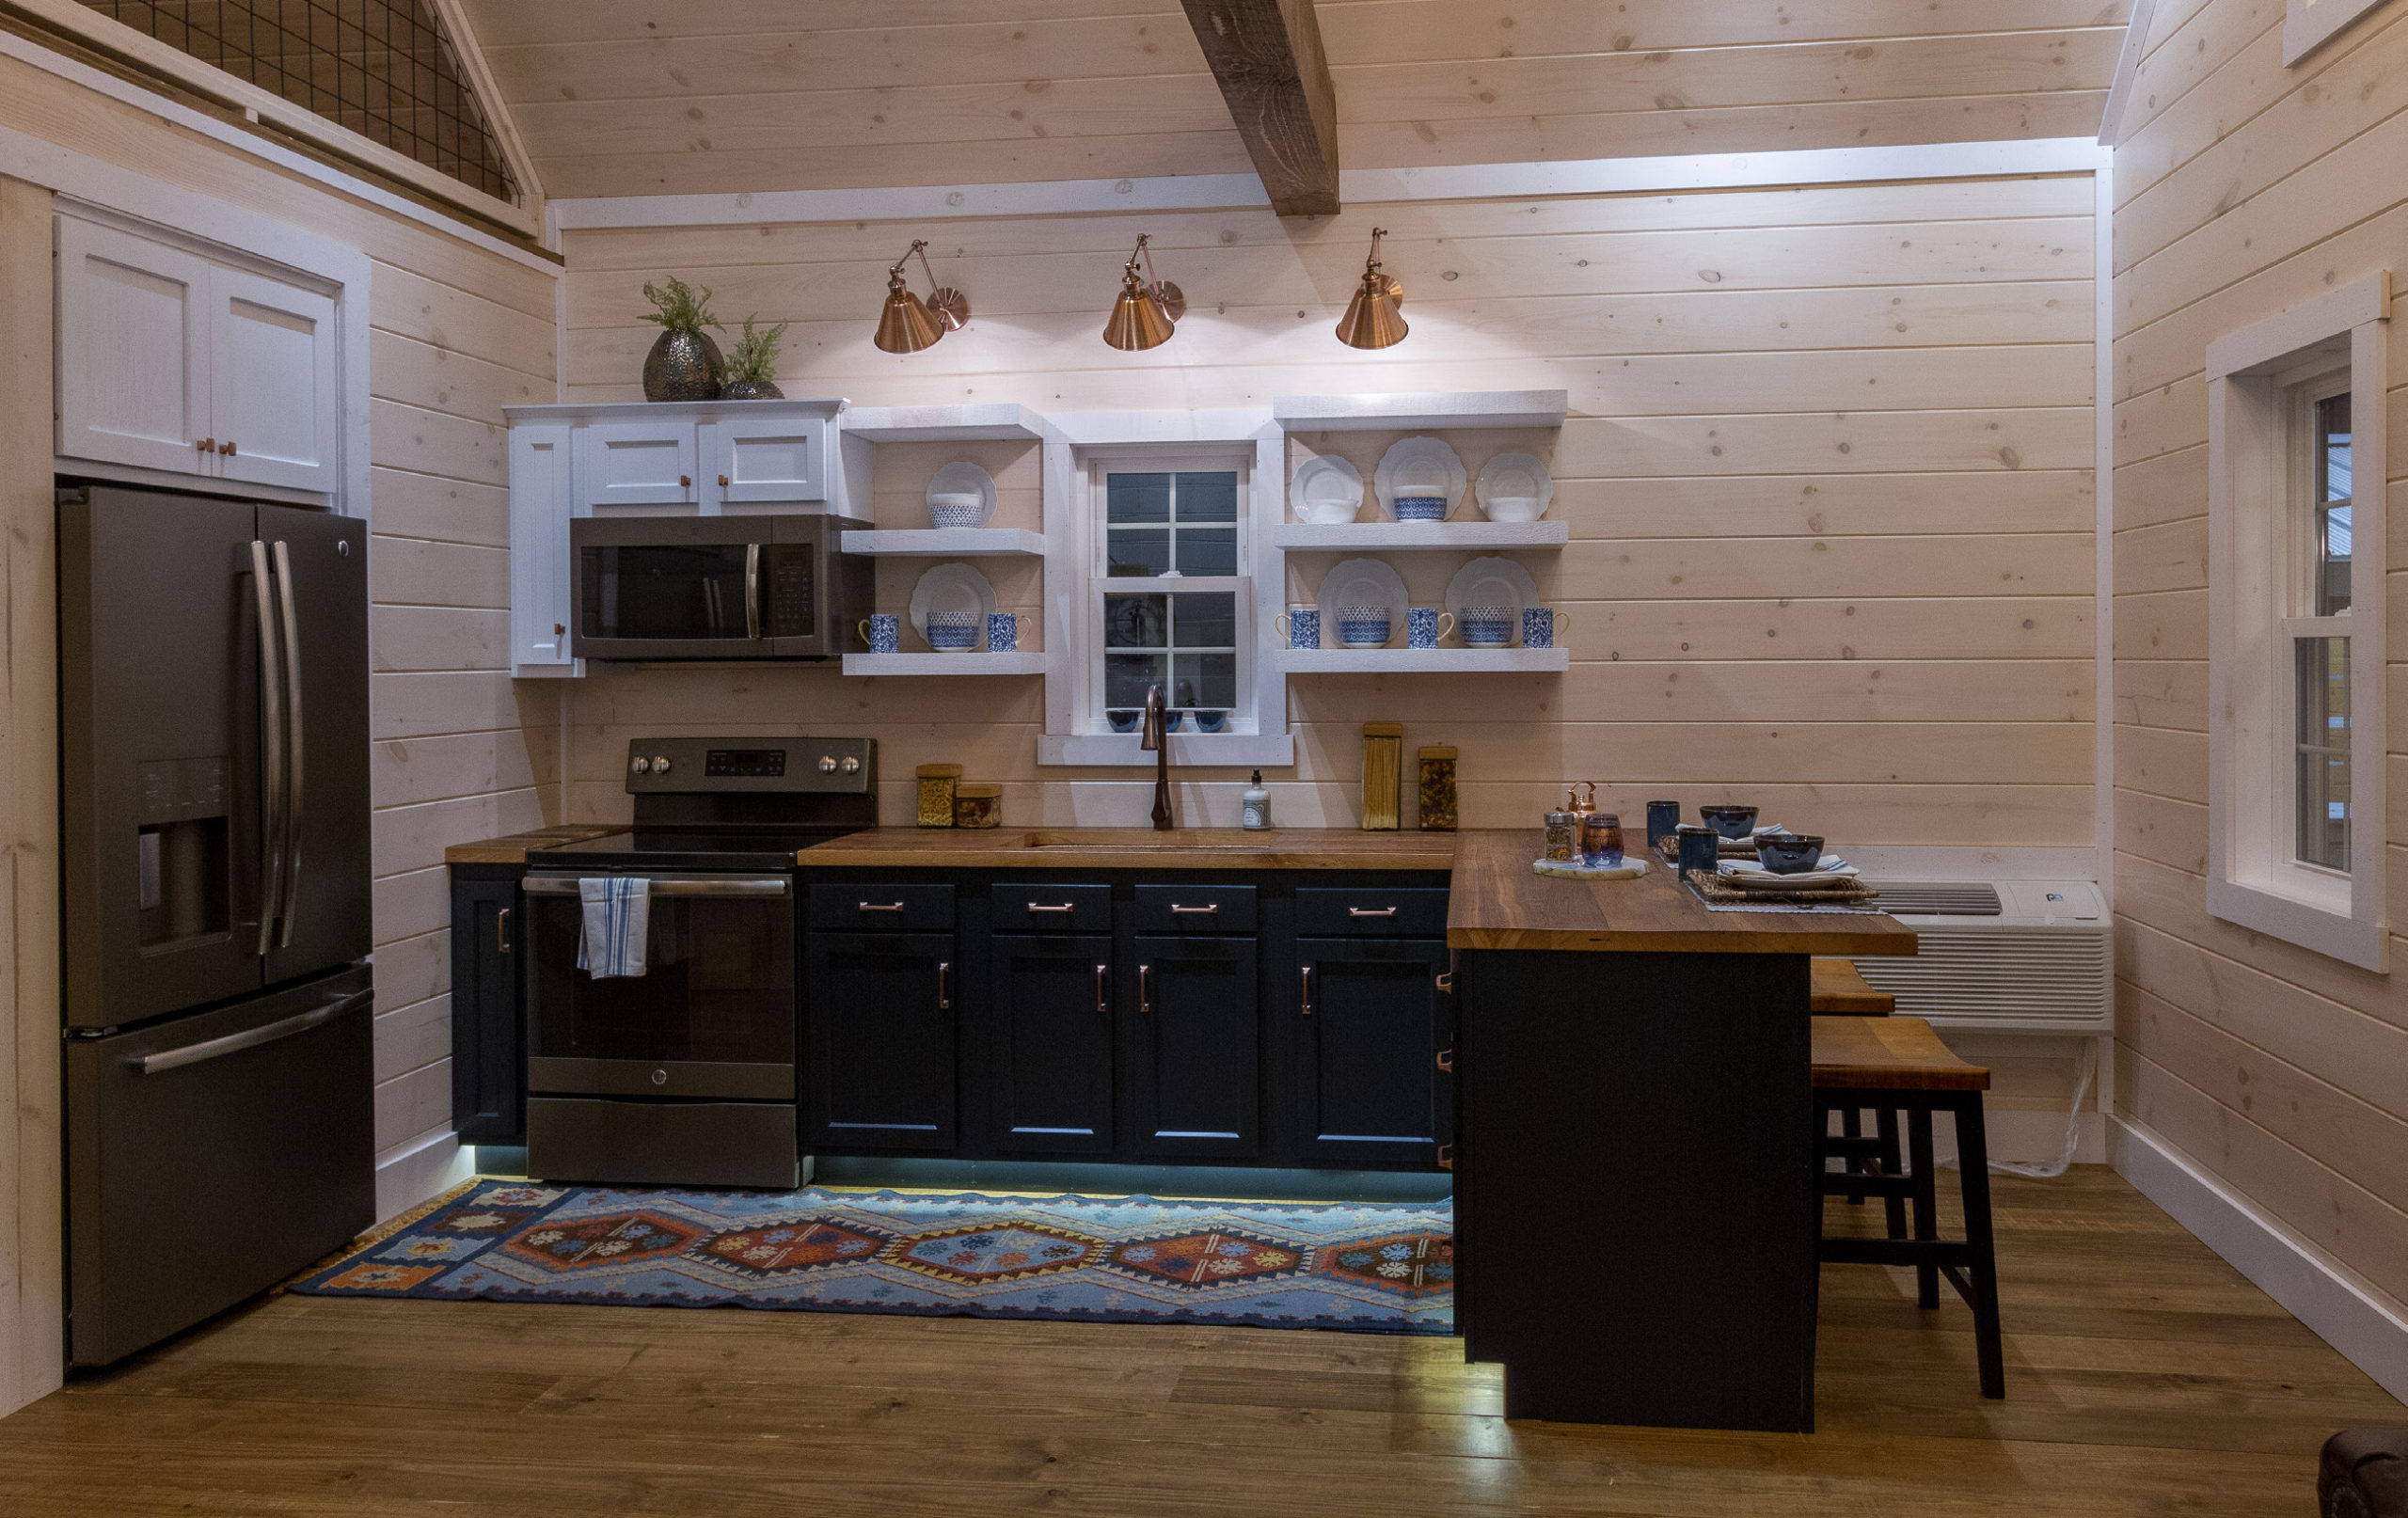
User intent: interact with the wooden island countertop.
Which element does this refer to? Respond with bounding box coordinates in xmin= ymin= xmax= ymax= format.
xmin=794 ymin=827 xmax=1456 ymax=872
xmin=1444 ymin=830 xmax=1916 ymax=956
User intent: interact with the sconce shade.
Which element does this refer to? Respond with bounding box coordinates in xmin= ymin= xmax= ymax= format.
xmin=1336 ymin=271 xmax=1407 ymax=349
xmin=1103 ymin=278 xmax=1177 ymax=350
xmin=875 ymin=283 xmax=943 ymax=354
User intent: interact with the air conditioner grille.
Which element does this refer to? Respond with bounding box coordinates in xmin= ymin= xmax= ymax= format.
xmin=1852 ymin=927 xmax=2110 ymax=1032
xmin=1866 ymin=880 xmax=2001 ymax=915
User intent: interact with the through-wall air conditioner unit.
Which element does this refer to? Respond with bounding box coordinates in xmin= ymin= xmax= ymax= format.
xmin=1849 ymin=881 xmax=2110 ymax=1035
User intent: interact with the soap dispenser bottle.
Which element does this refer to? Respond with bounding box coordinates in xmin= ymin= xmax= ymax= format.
xmin=1242 ymin=770 xmax=1272 ymax=830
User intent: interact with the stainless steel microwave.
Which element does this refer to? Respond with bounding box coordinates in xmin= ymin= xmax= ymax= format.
xmin=571 ymin=514 xmax=872 ymax=660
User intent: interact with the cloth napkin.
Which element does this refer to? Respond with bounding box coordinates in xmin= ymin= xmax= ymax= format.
xmin=577 ymin=877 xmax=650 ymax=978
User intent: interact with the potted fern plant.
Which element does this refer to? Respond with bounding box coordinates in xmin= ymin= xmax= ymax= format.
xmin=638 ymin=277 xmax=725 ymax=401
xmin=721 ymin=316 xmax=790 ymax=400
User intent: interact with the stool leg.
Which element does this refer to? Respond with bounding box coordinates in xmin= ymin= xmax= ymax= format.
xmin=1907 ymin=1104 xmax=1940 ymax=1309
xmin=1953 ymin=1093 xmax=2006 ymax=1399
xmin=1843 ymin=1107 xmax=1867 ymax=1204
xmin=1876 ymin=1106 xmax=1907 ymax=1239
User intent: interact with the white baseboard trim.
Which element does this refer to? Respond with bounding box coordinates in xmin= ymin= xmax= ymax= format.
xmin=372 ymin=1127 xmax=472 ymax=1224
xmin=2112 ymin=1115 xmax=2408 ymax=1403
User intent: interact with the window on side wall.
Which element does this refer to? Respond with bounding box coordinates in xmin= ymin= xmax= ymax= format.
xmin=2205 ymin=274 xmax=2389 ymax=971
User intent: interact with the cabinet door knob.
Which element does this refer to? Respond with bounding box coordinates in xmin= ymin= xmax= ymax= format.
xmin=554 ymin=622 xmax=566 ymax=636
xmin=718 ymin=474 xmax=730 ymax=487
xmin=680 ymin=474 xmax=692 ymax=488
xmin=221 ymin=439 xmax=237 ymax=456
xmin=197 ymin=436 xmax=215 ymax=453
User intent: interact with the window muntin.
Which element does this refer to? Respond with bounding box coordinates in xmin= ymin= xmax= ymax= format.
xmin=2285 ymin=372 xmax=2355 ymax=874
xmin=1105 ymin=470 xmax=1239 ymax=577
xmin=2309 ymin=390 xmax=2353 ymax=615
xmin=1085 ymin=460 xmax=1251 ymax=732
xmin=2294 ymin=636 xmax=2351 ymax=871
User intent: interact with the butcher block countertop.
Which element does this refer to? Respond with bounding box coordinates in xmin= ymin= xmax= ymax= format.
xmin=795 ymin=827 xmax=1457 ymax=872
xmin=1444 ymin=830 xmax=1915 ymax=956
xmin=444 ymin=824 xmax=625 ymax=865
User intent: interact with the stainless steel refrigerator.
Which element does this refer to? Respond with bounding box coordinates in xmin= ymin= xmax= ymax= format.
xmin=58 ymin=483 xmax=374 ymax=1368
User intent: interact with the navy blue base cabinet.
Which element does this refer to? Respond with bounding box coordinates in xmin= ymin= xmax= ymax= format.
xmin=449 ymin=870 xmax=525 ymax=1146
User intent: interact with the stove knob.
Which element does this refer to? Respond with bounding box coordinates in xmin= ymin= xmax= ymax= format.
xmin=630 ymin=756 xmax=649 ymax=774
xmin=840 ymin=755 xmax=861 ymax=774
xmin=651 ymin=755 xmax=672 ymax=775
xmin=651 ymin=1067 xmax=668 ymax=1086
xmin=819 ymin=755 xmax=838 ymax=774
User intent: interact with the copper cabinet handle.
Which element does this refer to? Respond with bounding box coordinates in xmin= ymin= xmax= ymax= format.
xmin=1026 ymin=903 xmax=1077 ymax=914
xmin=1435 ymin=1047 xmax=1454 ymax=1073
xmin=1349 ymin=906 xmax=1398 ymax=918
xmin=938 ymin=960 xmax=951 ymax=1011
xmin=1300 ymin=964 xmax=1313 ymax=1016
xmin=1168 ymin=904 xmax=1219 ymax=915
xmin=1139 ymin=963 xmax=1152 ymax=1017
xmin=1436 ymin=1143 xmax=1454 ymax=1173
xmin=1435 ymin=971 xmax=1455 ymax=993
xmin=496 ymin=906 xmax=511 ymax=954
xmin=859 ymin=900 xmax=907 ymax=912
xmin=1095 ymin=962 xmax=1108 ymax=1016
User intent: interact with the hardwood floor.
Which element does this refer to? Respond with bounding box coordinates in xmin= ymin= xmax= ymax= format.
xmin=0 ymin=1167 xmax=2395 ymax=1515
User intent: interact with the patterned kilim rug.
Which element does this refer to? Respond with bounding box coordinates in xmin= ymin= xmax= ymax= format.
xmin=290 ymin=1180 xmax=1454 ymax=1336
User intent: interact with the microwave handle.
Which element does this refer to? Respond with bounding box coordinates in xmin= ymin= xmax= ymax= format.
xmin=744 ymin=543 xmax=762 ymax=640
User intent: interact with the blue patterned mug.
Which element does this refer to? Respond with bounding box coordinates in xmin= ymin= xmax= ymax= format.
xmin=1407 ymin=608 xmax=1455 ymax=649
xmin=1522 ymin=607 xmax=1570 ymax=650
xmin=858 ymin=613 xmax=899 ymax=654
xmin=1275 ymin=606 xmax=1321 ymax=650
xmin=987 ymin=611 xmax=1022 ymax=653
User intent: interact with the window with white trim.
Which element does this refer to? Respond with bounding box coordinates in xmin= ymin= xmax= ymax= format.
xmin=1075 ymin=450 xmax=1259 ymax=737
xmin=2206 ymin=274 xmax=2389 ymax=971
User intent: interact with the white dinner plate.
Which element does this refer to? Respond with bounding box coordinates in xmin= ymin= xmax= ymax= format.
xmin=1476 ymin=451 xmax=1554 ymax=521
xmin=1314 ymin=558 xmax=1410 ymax=648
xmin=1289 ymin=454 xmax=1366 ymax=524
xmin=1372 ymin=437 xmax=1466 ymax=519
xmin=1445 ymin=557 xmax=1540 ymax=621
xmin=925 ymin=461 xmax=998 ymax=528
xmin=909 ymin=561 xmax=997 ymax=642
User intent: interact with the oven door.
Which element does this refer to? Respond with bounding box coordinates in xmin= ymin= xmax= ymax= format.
xmin=524 ymin=873 xmax=795 ymax=1100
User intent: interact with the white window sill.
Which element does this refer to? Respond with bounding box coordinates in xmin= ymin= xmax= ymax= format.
xmin=2205 ymin=877 xmax=2388 ymax=972
xmin=1038 ymin=733 xmax=1295 ymax=767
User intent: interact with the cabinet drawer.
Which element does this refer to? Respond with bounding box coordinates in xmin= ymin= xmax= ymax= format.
xmin=1297 ymin=886 xmax=1450 ymax=937
xmin=992 ymin=882 xmax=1112 ymax=932
xmin=809 ymin=883 xmax=955 ymax=931
xmin=1133 ymin=883 xmax=1258 ymax=934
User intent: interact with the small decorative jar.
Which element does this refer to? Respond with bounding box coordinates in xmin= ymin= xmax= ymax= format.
xmin=1544 ymin=805 xmax=1579 ymax=863
xmin=953 ymin=783 xmax=1002 ymax=830
xmin=1418 ymin=746 xmax=1458 ymax=831
xmin=1579 ymin=811 xmax=1624 ymax=866
xmin=915 ymin=764 xmax=962 ymax=829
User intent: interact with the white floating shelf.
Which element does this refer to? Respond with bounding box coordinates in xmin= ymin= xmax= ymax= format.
xmin=1279 ymin=647 xmax=1570 ymax=673
xmin=839 ymin=403 xmax=1047 ymax=441
xmin=841 ymin=528 xmax=1045 ymax=557
xmin=1273 ymin=520 xmax=1568 ymax=551
xmin=843 ymin=652 xmax=1049 ymax=675
xmin=1272 ymin=389 xmax=1569 ymax=433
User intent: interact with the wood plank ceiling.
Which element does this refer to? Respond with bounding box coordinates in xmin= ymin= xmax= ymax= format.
xmin=457 ymin=0 xmax=2133 ymax=201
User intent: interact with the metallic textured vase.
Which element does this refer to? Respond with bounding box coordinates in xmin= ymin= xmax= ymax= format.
xmin=719 ymin=379 xmax=784 ymax=400
xmin=642 ymin=329 xmax=725 ymax=402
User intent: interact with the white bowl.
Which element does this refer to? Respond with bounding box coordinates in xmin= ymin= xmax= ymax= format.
xmin=1482 ymin=495 xmax=1543 ymax=523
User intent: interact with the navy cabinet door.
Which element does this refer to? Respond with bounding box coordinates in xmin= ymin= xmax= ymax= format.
xmin=1128 ymin=935 xmax=1260 ymax=1161
xmin=986 ymin=934 xmax=1116 ymax=1156
xmin=450 ymin=876 xmax=524 ymax=1145
xmin=805 ymin=931 xmax=957 ymax=1150
xmin=1293 ymin=937 xmax=1454 ymax=1169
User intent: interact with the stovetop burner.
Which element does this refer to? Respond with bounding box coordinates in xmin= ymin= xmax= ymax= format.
xmin=527 ymin=736 xmax=877 ymax=873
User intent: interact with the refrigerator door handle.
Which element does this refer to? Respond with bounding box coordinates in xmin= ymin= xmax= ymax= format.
xmin=271 ymin=540 xmax=303 ymax=948
xmin=249 ymin=540 xmax=286 ymax=956
xmin=132 ymin=988 xmax=372 ymax=1077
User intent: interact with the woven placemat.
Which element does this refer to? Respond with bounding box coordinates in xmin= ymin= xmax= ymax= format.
xmin=1687 ymin=871 xmax=1881 ymax=907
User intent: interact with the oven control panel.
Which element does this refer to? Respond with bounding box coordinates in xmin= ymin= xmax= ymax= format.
xmin=625 ymin=736 xmax=874 ymax=793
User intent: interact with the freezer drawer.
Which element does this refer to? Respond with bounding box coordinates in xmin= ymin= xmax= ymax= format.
xmin=66 ymin=965 xmax=374 ymax=1368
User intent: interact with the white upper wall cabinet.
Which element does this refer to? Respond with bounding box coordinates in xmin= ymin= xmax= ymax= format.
xmin=705 ymin=415 xmax=827 ymax=504
xmin=55 ymin=213 xmax=343 ymax=497
xmin=55 ymin=216 xmax=212 ymax=477
xmin=577 ymin=419 xmax=700 ymax=509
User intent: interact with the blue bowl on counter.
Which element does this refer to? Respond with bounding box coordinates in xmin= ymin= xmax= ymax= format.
xmin=1699 ymin=804 xmax=1759 ymax=840
xmin=1393 ymin=495 xmax=1448 ymax=522
xmin=1191 ymin=709 xmax=1229 ymax=733
xmin=1755 ymin=832 xmax=1825 ymax=874
xmin=1106 ymin=708 xmax=1140 ymax=733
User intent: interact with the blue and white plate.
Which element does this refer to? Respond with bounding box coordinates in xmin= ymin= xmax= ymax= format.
xmin=1445 ymin=558 xmax=1539 ymax=640
xmin=1315 ymin=559 xmax=1408 ymax=651
xmin=909 ymin=562 xmax=997 ymax=648
xmin=1373 ymin=437 xmax=1465 ymax=520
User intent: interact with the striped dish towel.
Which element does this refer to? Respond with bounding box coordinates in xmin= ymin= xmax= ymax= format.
xmin=577 ymin=877 xmax=650 ymax=978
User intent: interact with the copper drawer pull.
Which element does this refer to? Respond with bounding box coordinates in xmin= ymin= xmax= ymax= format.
xmin=1348 ymin=906 xmax=1398 ymax=919
xmin=859 ymin=901 xmax=907 ymax=912
xmin=1169 ymin=904 xmax=1219 ymax=915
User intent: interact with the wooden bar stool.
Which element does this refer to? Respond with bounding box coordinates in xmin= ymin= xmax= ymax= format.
xmin=1812 ymin=960 xmax=1903 ymax=1224
xmin=1811 ymin=1013 xmax=2004 ymax=1399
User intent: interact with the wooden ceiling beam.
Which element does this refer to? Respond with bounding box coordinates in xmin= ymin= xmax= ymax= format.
xmin=1178 ymin=0 xmax=1339 ymax=217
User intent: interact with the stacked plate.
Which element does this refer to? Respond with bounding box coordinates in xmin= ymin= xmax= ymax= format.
xmin=1716 ymin=855 xmax=1858 ymax=891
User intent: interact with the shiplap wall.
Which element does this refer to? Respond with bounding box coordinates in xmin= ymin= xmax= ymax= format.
xmin=465 ymin=0 xmax=2130 ymax=198
xmin=558 ymin=175 xmax=2096 ymax=846
xmin=0 ymin=53 xmax=561 ymax=1237
xmin=2109 ymin=0 xmax=2408 ymax=1314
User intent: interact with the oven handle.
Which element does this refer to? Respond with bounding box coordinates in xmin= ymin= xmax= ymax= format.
xmin=522 ymin=876 xmax=792 ymax=897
